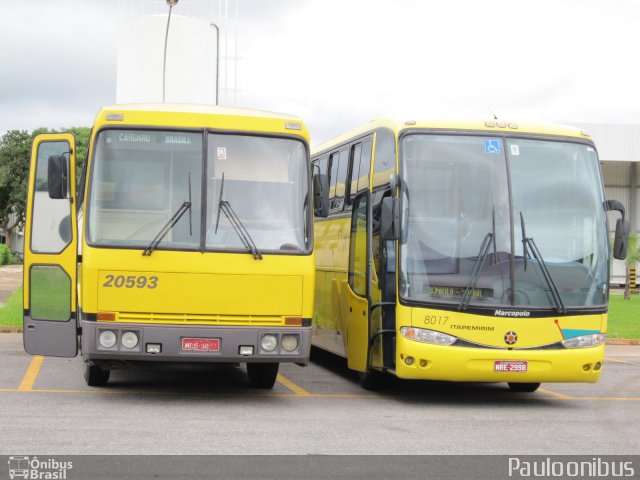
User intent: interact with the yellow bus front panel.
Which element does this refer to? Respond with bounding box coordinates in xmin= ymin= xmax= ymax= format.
xmin=395 ymin=337 xmax=604 ymax=383
xmin=394 ymin=306 xmax=605 ymax=382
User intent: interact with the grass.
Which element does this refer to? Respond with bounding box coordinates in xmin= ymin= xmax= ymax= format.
xmin=607 ymin=294 xmax=640 ymax=339
xmin=0 ymin=286 xmax=23 ymax=328
xmin=0 ymin=284 xmax=638 ymax=338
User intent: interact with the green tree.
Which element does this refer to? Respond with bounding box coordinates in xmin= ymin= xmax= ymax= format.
xmin=0 ymin=127 xmax=91 ymax=244
xmin=0 ymin=130 xmax=32 ymax=243
xmin=66 ymin=126 xmax=91 ymax=183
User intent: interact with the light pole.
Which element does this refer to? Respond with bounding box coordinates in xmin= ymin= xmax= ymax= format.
xmin=210 ymin=22 xmax=220 ymax=105
xmin=162 ymin=0 xmax=179 ymax=103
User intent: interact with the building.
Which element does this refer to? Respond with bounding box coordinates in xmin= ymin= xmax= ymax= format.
xmin=574 ymin=123 xmax=639 ymax=285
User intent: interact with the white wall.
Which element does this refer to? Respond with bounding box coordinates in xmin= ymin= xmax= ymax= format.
xmin=117 ymin=15 xmax=218 ymax=105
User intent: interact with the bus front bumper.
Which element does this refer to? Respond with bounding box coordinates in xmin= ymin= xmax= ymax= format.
xmin=81 ymin=320 xmax=311 ymax=364
xmin=395 ymin=336 xmax=605 ymax=383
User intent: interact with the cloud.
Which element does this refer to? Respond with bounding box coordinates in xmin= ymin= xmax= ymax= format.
xmin=0 ymin=0 xmax=117 ymax=132
xmin=235 ymin=0 xmax=640 ymax=144
xmin=2 ymin=0 xmax=640 ymax=144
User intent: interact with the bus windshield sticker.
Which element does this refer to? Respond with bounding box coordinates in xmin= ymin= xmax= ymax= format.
xmin=484 ymin=139 xmax=501 ymax=154
xmin=510 ymin=144 xmax=520 ymax=156
xmin=217 ymin=147 xmax=227 ymax=160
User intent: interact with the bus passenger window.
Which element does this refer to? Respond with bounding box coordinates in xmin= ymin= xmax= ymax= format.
xmin=332 ymin=149 xmax=349 ymax=212
xmin=328 ymin=152 xmax=340 ymax=208
xmin=347 ymin=143 xmax=362 ymax=207
xmin=317 ymin=155 xmax=328 ymax=176
xmin=373 ymin=129 xmax=395 ymax=188
xmin=349 ymin=139 xmax=372 ymax=203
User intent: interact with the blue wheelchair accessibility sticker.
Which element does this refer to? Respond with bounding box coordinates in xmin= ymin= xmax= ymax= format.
xmin=484 ymin=139 xmax=501 ymax=154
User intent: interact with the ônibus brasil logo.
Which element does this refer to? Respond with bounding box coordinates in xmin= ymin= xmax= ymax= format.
xmin=8 ymin=456 xmax=73 ymax=480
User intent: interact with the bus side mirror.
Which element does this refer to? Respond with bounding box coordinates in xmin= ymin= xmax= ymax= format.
xmin=381 ymin=196 xmax=400 ymax=241
xmin=313 ymin=173 xmax=329 ymax=218
xmin=48 ymin=155 xmax=68 ymax=199
xmin=613 ymin=218 xmax=630 ymax=260
xmin=605 ymin=199 xmax=630 ymax=260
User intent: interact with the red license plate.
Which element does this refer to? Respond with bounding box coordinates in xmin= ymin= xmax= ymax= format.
xmin=181 ymin=338 xmax=220 ymax=352
xmin=494 ymin=360 xmax=528 ymax=373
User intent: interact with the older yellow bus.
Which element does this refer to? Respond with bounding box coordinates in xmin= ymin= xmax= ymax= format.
xmin=24 ymin=104 xmax=315 ymax=388
xmin=311 ymin=119 xmax=629 ymax=391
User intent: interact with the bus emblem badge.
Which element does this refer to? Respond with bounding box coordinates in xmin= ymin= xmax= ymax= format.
xmin=504 ymin=331 xmax=518 ymax=345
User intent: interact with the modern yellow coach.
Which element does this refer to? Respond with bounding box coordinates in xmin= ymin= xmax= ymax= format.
xmin=23 ymin=104 xmax=316 ymax=388
xmin=311 ymin=118 xmax=629 ymax=391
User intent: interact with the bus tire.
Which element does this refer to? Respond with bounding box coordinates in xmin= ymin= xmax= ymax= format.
xmin=508 ymin=382 xmax=540 ymax=393
xmin=358 ymin=369 xmax=384 ymax=390
xmin=84 ymin=363 xmax=110 ymax=387
xmin=247 ymin=362 xmax=279 ymax=389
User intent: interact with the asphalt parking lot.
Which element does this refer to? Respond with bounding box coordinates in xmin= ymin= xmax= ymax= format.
xmin=1 ymin=333 xmax=639 ymax=456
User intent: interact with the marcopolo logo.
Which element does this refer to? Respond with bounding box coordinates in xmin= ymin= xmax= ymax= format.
xmin=495 ymin=310 xmax=531 ymax=317
xmin=508 ymin=457 xmax=635 ymax=478
xmin=8 ymin=456 xmax=73 ymax=480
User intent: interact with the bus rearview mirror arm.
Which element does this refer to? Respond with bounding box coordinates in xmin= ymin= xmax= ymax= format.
xmin=389 ymin=173 xmax=400 ymax=198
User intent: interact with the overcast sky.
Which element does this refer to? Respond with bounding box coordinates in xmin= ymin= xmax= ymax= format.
xmin=1 ymin=0 xmax=640 ymax=145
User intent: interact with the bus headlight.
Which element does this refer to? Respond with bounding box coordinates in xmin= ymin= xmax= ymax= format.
xmin=99 ymin=330 xmax=117 ymax=348
xmin=260 ymin=334 xmax=278 ymax=352
xmin=400 ymin=327 xmax=457 ymax=346
xmin=121 ymin=331 xmax=139 ymax=349
xmin=562 ymin=334 xmax=606 ymax=349
xmin=281 ymin=334 xmax=299 ymax=352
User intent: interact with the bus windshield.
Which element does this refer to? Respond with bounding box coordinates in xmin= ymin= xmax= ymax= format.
xmin=87 ymin=129 xmax=310 ymax=253
xmin=205 ymin=133 xmax=309 ymax=253
xmin=399 ymin=134 xmax=609 ymax=310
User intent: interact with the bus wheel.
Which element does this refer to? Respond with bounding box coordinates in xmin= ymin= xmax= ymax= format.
xmin=247 ymin=363 xmax=279 ymax=389
xmin=84 ymin=363 xmax=110 ymax=387
xmin=508 ymin=382 xmax=540 ymax=393
xmin=358 ymin=369 xmax=384 ymax=390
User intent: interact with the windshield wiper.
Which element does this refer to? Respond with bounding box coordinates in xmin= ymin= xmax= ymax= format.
xmin=459 ymin=207 xmax=496 ymax=311
xmin=519 ymin=212 xmax=566 ymax=313
xmin=459 ymin=232 xmax=494 ymax=311
xmin=143 ymin=173 xmax=193 ymax=256
xmin=215 ymin=173 xmax=263 ymax=260
xmin=143 ymin=201 xmax=191 ymax=256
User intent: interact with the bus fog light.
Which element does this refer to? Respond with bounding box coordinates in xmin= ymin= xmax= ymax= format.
xmin=239 ymin=346 xmax=254 ymax=356
xmin=405 ymin=356 xmax=414 ymax=365
xmin=594 ymin=362 xmax=602 ymax=371
xmin=121 ymin=331 xmax=139 ymax=349
xmin=260 ymin=334 xmax=278 ymax=352
xmin=146 ymin=343 xmax=161 ymax=354
xmin=281 ymin=334 xmax=299 ymax=352
xmin=400 ymin=327 xmax=457 ymax=346
xmin=99 ymin=330 xmax=117 ymax=348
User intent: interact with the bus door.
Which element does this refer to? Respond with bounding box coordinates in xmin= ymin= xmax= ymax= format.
xmin=373 ymin=190 xmax=397 ymax=371
xmin=345 ymin=193 xmax=369 ymax=371
xmin=346 ymin=190 xmax=395 ymax=372
xmin=23 ymin=133 xmax=78 ymax=357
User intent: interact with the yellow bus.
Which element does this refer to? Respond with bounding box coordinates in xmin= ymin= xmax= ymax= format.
xmin=311 ymin=119 xmax=629 ymax=391
xmin=24 ymin=104 xmax=316 ymax=389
